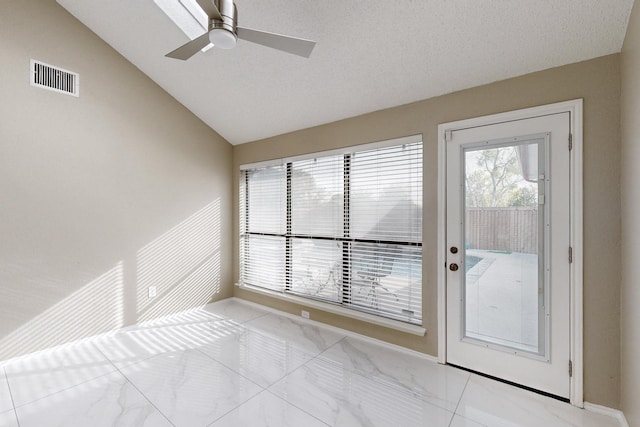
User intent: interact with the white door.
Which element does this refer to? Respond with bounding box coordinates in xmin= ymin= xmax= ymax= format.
xmin=445 ymin=112 xmax=571 ymax=398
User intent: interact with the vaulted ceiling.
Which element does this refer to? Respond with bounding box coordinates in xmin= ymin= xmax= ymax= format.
xmin=57 ymin=0 xmax=634 ymax=144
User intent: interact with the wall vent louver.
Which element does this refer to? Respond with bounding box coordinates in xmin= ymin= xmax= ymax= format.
xmin=30 ymin=59 xmax=79 ymax=97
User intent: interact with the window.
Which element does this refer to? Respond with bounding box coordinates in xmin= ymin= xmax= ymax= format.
xmin=240 ymin=136 xmax=423 ymax=324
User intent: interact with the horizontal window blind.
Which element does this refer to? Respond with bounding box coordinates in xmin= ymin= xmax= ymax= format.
xmin=291 ymin=156 xmax=344 ymax=237
xmin=290 ymin=238 xmax=342 ymax=302
xmin=350 ymin=144 xmax=422 ymax=243
xmin=246 ymin=165 xmax=286 ymax=234
xmin=240 ymin=165 xmax=286 ymax=290
xmin=240 ymin=138 xmax=423 ymax=325
xmin=242 ymin=235 xmax=286 ymax=291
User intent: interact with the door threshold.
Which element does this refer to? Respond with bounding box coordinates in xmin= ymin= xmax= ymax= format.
xmin=448 ymin=363 xmax=570 ymax=404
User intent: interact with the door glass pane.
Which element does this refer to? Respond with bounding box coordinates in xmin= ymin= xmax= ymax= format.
xmin=463 ymin=139 xmax=545 ymax=355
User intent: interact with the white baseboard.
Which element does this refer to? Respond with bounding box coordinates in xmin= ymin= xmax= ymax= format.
xmin=584 ymin=402 xmax=629 ymax=427
xmin=229 ymin=297 xmax=439 ymax=363
xmin=234 ymin=284 xmax=426 ymax=336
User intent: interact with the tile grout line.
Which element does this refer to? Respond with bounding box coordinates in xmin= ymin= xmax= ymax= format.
xmin=257 ymin=333 xmax=346 ymax=419
xmin=104 ymin=309 xmax=272 ymax=427
xmin=264 ymin=334 xmax=402 ymax=422
xmin=448 ymin=372 xmax=472 ymax=427
xmin=296 ymin=334 xmax=463 ymax=414
xmin=204 ymin=391 xmax=263 ymax=427
xmin=192 ymin=345 xmax=266 ymax=391
xmin=3 ymin=365 xmax=20 ymax=427
xmin=264 ymin=333 xmax=458 ymax=426
xmin=200 ymin=306 xmax=332 ymax=427
xmin=318 ymin=336 xmax=439 ymax=398
xmin=191 ymin=307 xmax=321 ymax=426
xmin=265 ymin=334 xmax=347 ymax=387
xmin=265 ymin=389 xmax=332 ymax=427
xmin=195 ymin=312 xmax=279 ymax=389
xmin=93 ymin=344 xmax=176 ymax=427
xmin=254 ymin=336 xmax=346 ymax=427
xmin=195 ymin=314 xmax=326 ymax=391
xmin=2 ymin=348 xmax=121 ymax=411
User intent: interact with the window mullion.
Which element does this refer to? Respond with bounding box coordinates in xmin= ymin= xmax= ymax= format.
xmin=342 ymin=154 xmax=351 ymax=305
xmin=242 ymin=171 xmax=249 ymax=284
xmin=285 ymin=162 xmax=293 ymax=292
xmin=244 ymin=171 xmax=249 ymax=234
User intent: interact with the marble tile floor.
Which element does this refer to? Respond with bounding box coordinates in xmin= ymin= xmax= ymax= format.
xmin=0 ymin=298 xmax=621 ymax=427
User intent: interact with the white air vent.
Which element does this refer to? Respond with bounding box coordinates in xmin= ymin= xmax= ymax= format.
xmin=30 ymin=59 xmax=79 ymax=97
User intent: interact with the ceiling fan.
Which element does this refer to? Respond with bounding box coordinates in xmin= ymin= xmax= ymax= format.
xmin=166 ymin=0 xmax=316 ymax=60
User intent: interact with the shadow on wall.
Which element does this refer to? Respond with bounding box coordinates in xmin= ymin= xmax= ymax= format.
xmin=135 ymin=199 xmax=222 ymax=322
xmin=0 ymin=199 xmax=223 ymax=360
xmin=0 ymin=263 xmax=125 ymax=361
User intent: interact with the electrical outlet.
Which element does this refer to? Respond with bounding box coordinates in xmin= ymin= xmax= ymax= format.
xmin=301 ymin=310 xmax=310 ymax=319
xmin=148 ymin=286 xmax=157 ymax=298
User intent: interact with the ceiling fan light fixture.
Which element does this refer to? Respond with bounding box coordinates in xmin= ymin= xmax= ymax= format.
xmin=209 ymin=28 xmax=237 ymax=49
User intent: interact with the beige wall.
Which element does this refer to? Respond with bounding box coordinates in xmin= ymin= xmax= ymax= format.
xmin=621 ymin=0 xmax=640 ymax=425
xmin=0 ymin=0 xmax=233 ymax=360
xmin=233 ymin=54 xmax=622 ymax=408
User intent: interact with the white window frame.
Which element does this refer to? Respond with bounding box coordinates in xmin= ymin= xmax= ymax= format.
xmin=239 ymin=134 xmax=426 ymax=336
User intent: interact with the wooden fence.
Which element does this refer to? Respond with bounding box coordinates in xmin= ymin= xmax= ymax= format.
xmin=466 ymin=207 xmax=538 ymax=254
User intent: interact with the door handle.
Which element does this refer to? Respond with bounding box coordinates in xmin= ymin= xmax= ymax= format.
xmin=449 ymin=263 xmax=459 ymax=272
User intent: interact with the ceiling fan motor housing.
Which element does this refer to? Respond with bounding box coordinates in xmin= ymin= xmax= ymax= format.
xmin=210 ymin=0 xmax=237 ymax=34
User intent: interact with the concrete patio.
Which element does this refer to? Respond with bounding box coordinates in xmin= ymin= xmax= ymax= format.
xmin=465 ymin=249 xmax=540 ymax=353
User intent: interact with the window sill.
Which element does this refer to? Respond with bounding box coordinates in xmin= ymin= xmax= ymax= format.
xmin=235 ymin=283 xmax=426 ymax=337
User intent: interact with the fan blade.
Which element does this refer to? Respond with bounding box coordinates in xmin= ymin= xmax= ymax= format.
xmin=165 ymin=33 xmax=210 ymax=60
xmin=237 ymin=27 xmax=316 ymax=58
xmin=195 ymin=0 xmax=223 ymax=21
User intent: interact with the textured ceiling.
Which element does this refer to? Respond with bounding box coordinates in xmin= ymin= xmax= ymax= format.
xmin=56 ymin=0 xmax=634 ymax=145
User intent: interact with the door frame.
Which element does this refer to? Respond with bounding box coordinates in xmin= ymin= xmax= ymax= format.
xmin=436 ymin=99 xmax=584 ymax=406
